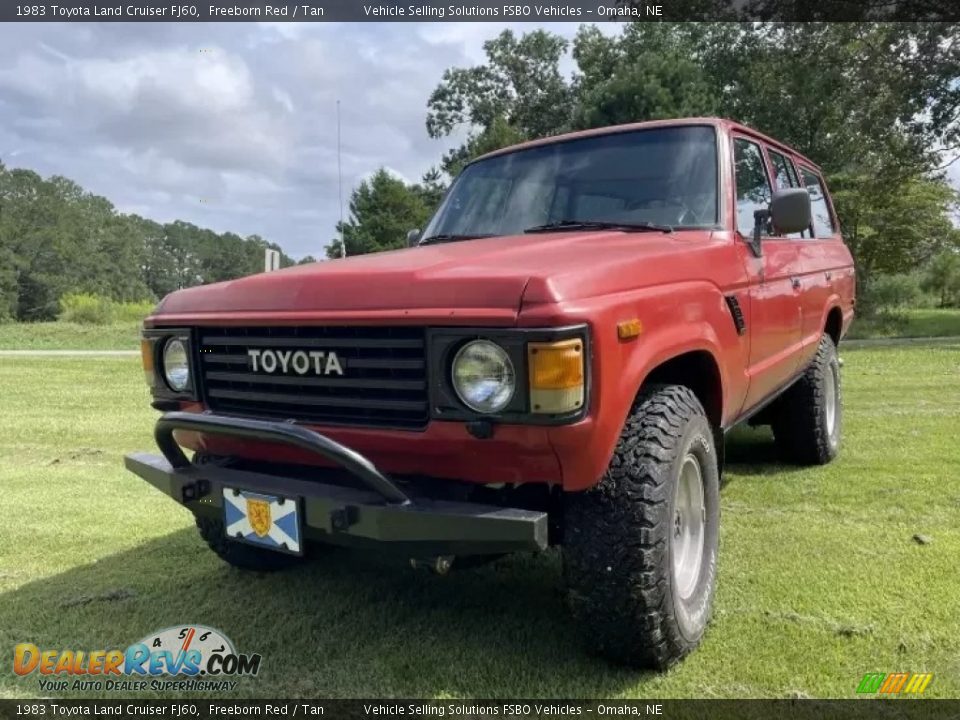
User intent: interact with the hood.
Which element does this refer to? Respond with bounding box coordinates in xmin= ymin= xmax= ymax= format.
xmin=154 ymin=230 xmax=719 ymax=322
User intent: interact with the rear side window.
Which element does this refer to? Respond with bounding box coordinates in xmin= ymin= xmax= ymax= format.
xmin=799 ymin=166 xmax=836 ymax=237
xmin=733 ymin=138 xmax=772 ymax=236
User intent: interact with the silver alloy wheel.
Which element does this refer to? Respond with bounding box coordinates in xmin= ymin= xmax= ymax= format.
xmin=672 ymin=453 xmax=706 ymax=600
xmin=824 ymin=361 xmax=839 ymax=439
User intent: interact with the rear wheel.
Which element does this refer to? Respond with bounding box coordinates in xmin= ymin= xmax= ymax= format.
xmin=563 ymin=384 xmax=720 ymax=668
xmin=771 ymin=334 xmax=842 ymax=465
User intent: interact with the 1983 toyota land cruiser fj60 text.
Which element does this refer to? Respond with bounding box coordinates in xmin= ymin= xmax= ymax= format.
xmin=126 ymin=118 xmax=854 ymax=668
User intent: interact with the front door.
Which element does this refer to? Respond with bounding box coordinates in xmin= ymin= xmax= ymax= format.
xmin=732 ymin=136 xmax=803 ymax=413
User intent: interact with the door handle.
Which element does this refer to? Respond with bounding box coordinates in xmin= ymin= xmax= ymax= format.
xmin=825 ymin=271 xmax=832 ymax=281
xmin=791 ymin=277 xmax=801 ymax=290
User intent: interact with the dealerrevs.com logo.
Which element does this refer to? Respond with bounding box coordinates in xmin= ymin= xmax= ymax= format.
xmin=14 ymin=625 xmax=261 ymax=693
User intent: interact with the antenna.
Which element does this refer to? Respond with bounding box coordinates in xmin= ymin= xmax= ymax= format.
xmin=337 ymin=99 xmax=346 ymax=259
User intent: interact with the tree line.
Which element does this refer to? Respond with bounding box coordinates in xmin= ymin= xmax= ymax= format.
xmin=0 ymin=164 xmax=303 ymax=321
xmin=333 ymin=23 xmax=960 ymax=310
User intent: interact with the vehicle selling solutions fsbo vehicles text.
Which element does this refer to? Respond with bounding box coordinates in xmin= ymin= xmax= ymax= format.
xmin=362 ymin=4 xmax=584 ymax=17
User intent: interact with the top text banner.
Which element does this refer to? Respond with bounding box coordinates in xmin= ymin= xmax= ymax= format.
xmin=1 ymin=0 xmax=957 ymax=21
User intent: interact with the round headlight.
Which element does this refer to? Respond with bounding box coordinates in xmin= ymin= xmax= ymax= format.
xmin=162 ymin=338 xmax=190 ymax=392
xmin=451 ymin=340 xmax=515 ymax=414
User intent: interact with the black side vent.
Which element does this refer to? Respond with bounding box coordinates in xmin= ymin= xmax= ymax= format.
xmin=725 ymin=295 xmax=746 ymax=336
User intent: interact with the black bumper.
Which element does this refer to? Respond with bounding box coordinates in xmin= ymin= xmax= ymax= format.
xmin=124 ymin=412 xmax=549 ymax=556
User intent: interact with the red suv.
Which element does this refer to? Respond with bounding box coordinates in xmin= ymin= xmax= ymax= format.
xmin=128 ymin=118 xmax=855 ymax=668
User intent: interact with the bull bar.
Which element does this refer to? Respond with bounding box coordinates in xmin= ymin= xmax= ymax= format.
xmin=124 ymin=412 xmax=549 ymax=556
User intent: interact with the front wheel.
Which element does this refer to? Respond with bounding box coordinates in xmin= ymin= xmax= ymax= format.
xmin=196 ymin=516 xmax=305 ymax=572
xmin=563 ymin=384 xmax=720 ymax=669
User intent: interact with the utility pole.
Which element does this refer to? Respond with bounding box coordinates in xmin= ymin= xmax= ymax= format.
xmin=337 ymin=99 xmax=346 ymax=259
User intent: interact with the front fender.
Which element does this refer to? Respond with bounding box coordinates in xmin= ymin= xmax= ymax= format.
xmin=537 ymin=281 xmax=748 ymax=491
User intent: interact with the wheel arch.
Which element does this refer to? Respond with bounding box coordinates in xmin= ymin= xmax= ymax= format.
xmin=635 ymin=346 xmax=726 ymax=474
xmin=824 ymin=305 xmax=843 ymax=346
xmin=640 ymin=349 xmax=724 ymax=433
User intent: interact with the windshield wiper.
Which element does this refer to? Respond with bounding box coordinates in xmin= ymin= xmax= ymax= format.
xmin=417 ymin=233 xmax=493 ymax=246
xmin=523 ymin=219 xmax=673 ymax=234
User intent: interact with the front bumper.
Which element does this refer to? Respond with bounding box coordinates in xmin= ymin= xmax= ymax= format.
xmin=124 ymin=412 xmax=549 ymax=556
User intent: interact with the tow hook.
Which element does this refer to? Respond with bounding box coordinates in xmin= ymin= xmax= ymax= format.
xmin=410 ymin=555 xmax=455 ymax=575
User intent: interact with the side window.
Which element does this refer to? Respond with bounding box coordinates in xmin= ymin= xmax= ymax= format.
xmin=768 ymin=149 xmax=805 ymax=238
xmin=733 ymin=138 xmax=772 ymax=237
xmin=768 ymin=149 xmax=799 ymax=190
xmin=799 ymin=167 xmax=836 ymax=237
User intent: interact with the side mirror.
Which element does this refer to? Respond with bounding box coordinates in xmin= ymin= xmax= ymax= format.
xmin=749 ymin=188 xmax=812 ymax=257
xmin=770 ymin=187 xmax=811 ymax=235
xmin=406 ymin=228 xmax=421 ymax=248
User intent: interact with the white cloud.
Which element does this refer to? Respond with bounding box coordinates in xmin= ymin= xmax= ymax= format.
xmin=0 ymin=21 xmax=606 ymax=259
xmin=361 ymin=166 xmax=413 ymax=184
xmin=272 ymin=86 xmax=295 ymax=114
xmin=77 ymin=48 xmax=254 ymax=113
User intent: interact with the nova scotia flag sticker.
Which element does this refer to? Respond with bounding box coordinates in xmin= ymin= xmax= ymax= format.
xmin=223 ymin=489 xmax=301 ymax=554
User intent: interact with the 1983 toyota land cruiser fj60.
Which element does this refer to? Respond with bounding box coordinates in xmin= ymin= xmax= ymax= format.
xmin=126 ymin=118 xmax=854 ymax=668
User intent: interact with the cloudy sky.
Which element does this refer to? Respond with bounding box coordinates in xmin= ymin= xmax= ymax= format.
xmin=0 ymin=22 xmax=614 ymax=260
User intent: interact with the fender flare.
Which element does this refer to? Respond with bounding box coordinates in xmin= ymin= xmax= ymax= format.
xmin=617 ymin=321 xmax=730 ymax=430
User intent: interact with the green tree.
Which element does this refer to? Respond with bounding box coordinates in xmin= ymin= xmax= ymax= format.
xmin=438 ymin=116 xmax=527 ymax=178
xmin=0 ymin=161 xmax=18 ymax=320
xmin=691 ymin=23 xmax=959 ymax=177
xmin=198 ymin=230 xmax=252 ymax=284
xmin=0 ymin=159 xmax=298 ymax=318
xmin=326 ymin=169 xmax=435 ymax=259
xmin=831 ymin=175 xmax=958 ymax=282
xmin=4 ymin=171 xmax=93 ymax=319
xmin=426 ymin=22 xmax=960 ymax=285
xmin=571 ymin=24 xmax=718 ymax=128
xmin=427 ymin=29 xmax=573 ymax=175
xmin=414 ymin=166 xmax=449 ymax=210
xmin=134 ymin=215 xmax=177 ymax=299
xmin=924 ymin=250 xmax=960 ymax=307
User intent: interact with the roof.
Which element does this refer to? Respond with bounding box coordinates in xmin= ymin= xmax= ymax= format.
xmin=472 ymin=117 xmax=821 ymax=171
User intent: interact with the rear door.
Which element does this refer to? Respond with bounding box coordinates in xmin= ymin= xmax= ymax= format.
xmin=794 ymin=163 xmax=847 ymax=362
xmin=733 ymin=136 xmax=803 ymax=411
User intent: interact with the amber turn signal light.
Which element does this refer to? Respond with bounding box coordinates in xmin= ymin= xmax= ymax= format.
xmin=140 ymin=337 xmax=155 ymax=387
xmin=617 ymin=318 xmax=643 ymax=340
xmin=528 ymin=339 xmax=585 ymax=414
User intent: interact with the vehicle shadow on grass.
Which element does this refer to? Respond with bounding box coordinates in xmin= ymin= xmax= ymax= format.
xmin=0 ymin=527 xmax=650 ymax=699
xmin=723 ymin=425 xmax=807 ymax=478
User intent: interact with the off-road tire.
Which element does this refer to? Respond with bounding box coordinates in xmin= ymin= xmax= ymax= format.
xmin=771 ymin=334 xmax=841 ymax=465
xmin=196 ymin=516 xmax=304 ymax=572
xmin=563 ymin=384 xmax=720 ymax=669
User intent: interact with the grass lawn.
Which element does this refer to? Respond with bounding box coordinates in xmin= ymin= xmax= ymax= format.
xmin=0 ymin=344 xmax=958 ymax=699
xmin=846 ymin=308 xmax=960 ymax=340
xmin=0 ymin=322 xmax=141 ymax=351
xmin=0 ymin=309 xmax=957 ymax=352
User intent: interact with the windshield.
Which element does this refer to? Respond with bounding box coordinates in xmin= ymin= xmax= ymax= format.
xmin=421 ymin=125 xmax=719 ymax=240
